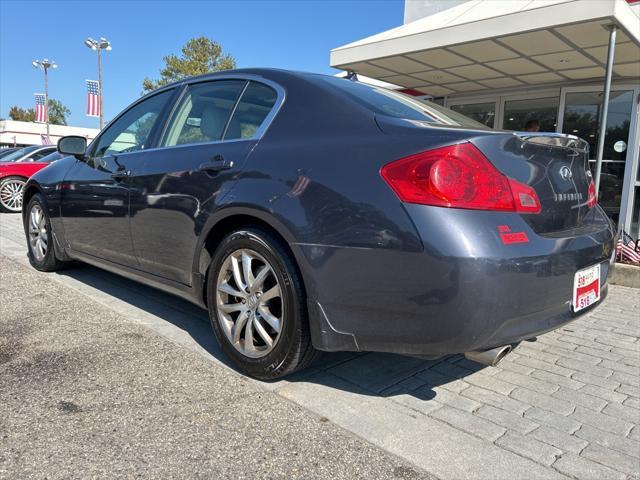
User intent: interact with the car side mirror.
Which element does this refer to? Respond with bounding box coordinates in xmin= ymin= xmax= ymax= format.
xmin=58 ymin=136 xmax=87 ymax=159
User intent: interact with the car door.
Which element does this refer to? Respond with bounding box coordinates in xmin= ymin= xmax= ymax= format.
xmin=129 ymin=79 xmax=280 ymax=285
xmin=61 ymin=88 xmax=176 ymax=266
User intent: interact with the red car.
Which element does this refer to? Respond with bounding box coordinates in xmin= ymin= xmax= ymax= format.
xmin=0 ymin=146 xmax=58 ymax=212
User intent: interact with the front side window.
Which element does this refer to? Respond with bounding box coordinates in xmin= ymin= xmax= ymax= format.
xmin=162 ymin=80 xmax=246 ymax=147
xmin=93 ymin=89 xmax=175 ymax=158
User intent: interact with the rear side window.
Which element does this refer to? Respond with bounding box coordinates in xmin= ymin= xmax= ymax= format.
xmin=162 ymin=80 xmax=246 ymax=147
xmin=225 ymin=82 xmax=278 ymax=140
xmin=317 ymin=75 xmax=489 ymax=129
xmin=30 ymin=148 xmax=55 ymax=161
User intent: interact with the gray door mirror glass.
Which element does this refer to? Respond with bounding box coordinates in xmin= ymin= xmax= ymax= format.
xmin=57 ymin=136 xmax=87 ymax=157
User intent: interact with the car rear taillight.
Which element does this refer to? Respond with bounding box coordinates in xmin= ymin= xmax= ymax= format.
xmin=380 ymin=142 xmax=541 ymax=214
xmin=587 ymin=179 xmax=597 ymax=208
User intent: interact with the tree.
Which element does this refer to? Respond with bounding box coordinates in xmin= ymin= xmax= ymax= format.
xmin=48 ymin=99 xmax=71 ymax=125
xmin=8 ymin=99 xmax=70 ymax=125
xmin=142 ymin=37 xmax=236 ymax=93
xmin=8 ymin=106 xmax=35 ymax=122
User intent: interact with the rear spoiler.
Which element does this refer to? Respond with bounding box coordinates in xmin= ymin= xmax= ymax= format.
xmin=516 ymin=132 xmax=589 ymax=153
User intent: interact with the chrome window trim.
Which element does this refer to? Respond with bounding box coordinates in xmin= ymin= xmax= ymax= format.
xmin=221 ymin=80 xmax=250 ymax=140
xmin=118 ymin=136 xmax=256 ymax=157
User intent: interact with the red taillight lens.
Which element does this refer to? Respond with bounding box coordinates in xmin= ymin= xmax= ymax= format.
xmin=587 ymin=179 xmax=597 ymax=208
xmin=380 ymin=142 xmax=540 ymax=214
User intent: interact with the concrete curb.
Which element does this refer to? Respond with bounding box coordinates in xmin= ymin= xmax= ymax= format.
xmin=610 ymin=263 xmax=640 ymax=288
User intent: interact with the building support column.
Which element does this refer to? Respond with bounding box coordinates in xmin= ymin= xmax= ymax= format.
xmin=594 ymin=25 xmax=617 ymax=196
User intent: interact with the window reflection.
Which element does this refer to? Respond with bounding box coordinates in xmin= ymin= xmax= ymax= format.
xmin=631 ymin=186 xmax=640 ymax=239
xmin=449 ymin=102 xmax=496 ymax=128
xmin=590 ymin=161 xmax=626 ymax=224
xmin=503 ymin=97 xmax=559 ymax=132
xmin=562 ymin=91 xmax=632 ymax=161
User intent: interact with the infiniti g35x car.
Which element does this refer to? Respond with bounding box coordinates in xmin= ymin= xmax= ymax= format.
xmin=22 ymin=69 xmax=615 ymax=379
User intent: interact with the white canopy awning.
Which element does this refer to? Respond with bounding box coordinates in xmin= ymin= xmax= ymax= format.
xmin=330 ymin=0 xmax=640 ymax=97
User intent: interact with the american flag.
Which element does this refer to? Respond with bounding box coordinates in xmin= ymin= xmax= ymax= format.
xmin=288 ymin=174 xmax=310 ymax=197
xmin=617 ymin=229 xmax=640 ymax=264
xmin=34 ymin=93 xmax=47 ymax=123
xmin=86 ymin=80 xmax=100 ymax=117
xmin=40 ymin=134 xmax=53 ymax=145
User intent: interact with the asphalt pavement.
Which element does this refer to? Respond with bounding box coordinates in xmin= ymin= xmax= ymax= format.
xmin=0 ymin=254 xmax=432 ymax=479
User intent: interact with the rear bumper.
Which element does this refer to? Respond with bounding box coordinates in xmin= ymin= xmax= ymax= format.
xmin=300 ymin=205 xmax=616 ymax=356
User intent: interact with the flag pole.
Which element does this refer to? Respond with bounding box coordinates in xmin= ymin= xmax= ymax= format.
xmin=84 ymin=37 xmax=111 ymax=130
xmin=32 ymin=59 xmax=57 ymax=139
xmin=44 ymin=66 xmax=49 ymax=137
xmin=98 ymin=46 xmax=103 ymax=129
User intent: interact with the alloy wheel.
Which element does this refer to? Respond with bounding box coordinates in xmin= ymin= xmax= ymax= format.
xmin=28 ymin=204 xmax=48 ymax=262
xmin=0 ymin=178 xmax=26 ymax=212
xmin=215 ymin=248 xmax=283 ymax=358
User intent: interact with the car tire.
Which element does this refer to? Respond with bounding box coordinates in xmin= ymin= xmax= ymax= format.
xmin=24 ymin=193 xmax=69 ymax=272
xmin=207 ymin=228 xmax=319 ymax=380
xmin=0 ymin=176 xmax=27 ymax=213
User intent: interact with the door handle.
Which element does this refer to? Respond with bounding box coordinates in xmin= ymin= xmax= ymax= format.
xmin=198 ymin=155 xmax=234 ymax=173
xmin=111 ymin=169 xmax=130 ymax=181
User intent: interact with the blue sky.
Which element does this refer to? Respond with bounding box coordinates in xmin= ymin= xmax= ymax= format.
xmin=0 ymin=0 xmax=403 ymax=128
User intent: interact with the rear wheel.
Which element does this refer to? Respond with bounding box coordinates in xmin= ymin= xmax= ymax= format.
xmin=207 ymin=228 xmax=319 ymax=379
xmin=0 ymin=176 xmax=27 ymax=213
xmin=24 ymin=193 xmax=69 ymax=272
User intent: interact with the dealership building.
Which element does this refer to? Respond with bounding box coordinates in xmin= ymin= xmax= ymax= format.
xmin=331 ymin=0 xmax=640 ymax=237
xmin=0 ymin=120 xmax=99 ymax=149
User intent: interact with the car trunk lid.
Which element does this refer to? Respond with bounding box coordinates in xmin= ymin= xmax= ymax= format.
xmin=472 ymin=132 xmax=594 ymax=235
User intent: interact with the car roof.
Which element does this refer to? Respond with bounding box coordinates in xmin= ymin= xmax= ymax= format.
xmin=144 ymin=68 xmax=323 ymax=96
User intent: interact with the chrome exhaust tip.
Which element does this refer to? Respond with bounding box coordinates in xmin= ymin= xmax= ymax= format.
xmin=464 ymin=345 xmax=512 ymax=367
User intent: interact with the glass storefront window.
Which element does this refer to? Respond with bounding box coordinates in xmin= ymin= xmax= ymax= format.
xmin=449 ymin=102 xmax=496 ymax=128
xmin=502 ymin=97 xmax=559 ymax=132
xmin=589 ymin=161 xmax=626 ymax=224
xmin=563 ymin=90 xmax=633 ymax=227
xmin=562 ymin=90 xmax=632 ymax=161
xmin=631 ymin=186 xmax=640 ymax=240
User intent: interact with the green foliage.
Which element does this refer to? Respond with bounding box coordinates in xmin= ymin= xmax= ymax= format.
xmin=8 ymin=99 xmax=70 ymax=125
xmin=132 ymin=113 xmax=159 ymax=147
xmin=142 ymin=37 xmax=236 ymax=93
xmin=48 ymin=99 xmax=70 ymax=125
xmin=8 ymin=106 xmax=35 ymax=122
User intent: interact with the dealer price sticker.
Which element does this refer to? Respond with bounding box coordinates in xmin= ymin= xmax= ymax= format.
xmin=572 ymin=264 xmax=600 ymax=312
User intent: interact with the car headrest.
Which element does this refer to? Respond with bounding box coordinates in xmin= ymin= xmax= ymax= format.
xmin=226 ymin=116 xmax=242 ymax=139
xmin=200 ymin=106 xmax=227 ymax=140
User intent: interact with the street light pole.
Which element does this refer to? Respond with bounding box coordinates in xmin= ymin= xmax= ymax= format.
xmin=84 ymin=37 xmax=112 ymax=130
xmin=97 ymin=46 xmax=103 ymax=129
xmin=32 ymin=59 xmax=58 ymax=137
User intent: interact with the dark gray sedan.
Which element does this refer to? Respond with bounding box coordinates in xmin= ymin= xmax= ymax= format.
xmin=22 ymin=69 xmax=615 ymax=379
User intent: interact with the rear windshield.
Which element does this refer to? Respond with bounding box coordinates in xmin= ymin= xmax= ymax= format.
xmin=317 ymin=75 xmax=489 ymax=130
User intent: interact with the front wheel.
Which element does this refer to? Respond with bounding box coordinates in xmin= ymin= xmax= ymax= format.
xmin=207 ymin=228 xmax=319 ymax=379
xmin=24 ymin=193 xmax=69 ymax=272
xmin=0 ymin=176 xmax=27 ymax=213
